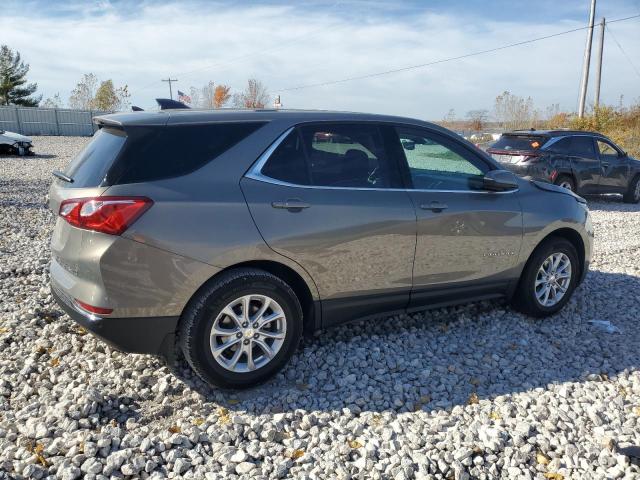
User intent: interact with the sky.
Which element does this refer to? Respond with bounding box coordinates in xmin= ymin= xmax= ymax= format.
xmin=2 ymin=0 xmax=639 ymax=120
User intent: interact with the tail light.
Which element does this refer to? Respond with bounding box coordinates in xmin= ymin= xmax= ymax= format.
xmin=59 ymin=196 xmax=153 ymax=235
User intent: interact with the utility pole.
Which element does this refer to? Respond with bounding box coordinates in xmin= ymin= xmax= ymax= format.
xmin=161 ymin=78 xmax=178 ymax=100
xmin=594 ymin=17 xmax=606 ymax=108
xmin=578 ymin=0 xmax=597 ymax=118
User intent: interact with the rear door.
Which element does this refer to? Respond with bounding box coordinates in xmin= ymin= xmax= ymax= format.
xmin=595 ymin=138 xmax=628 ymax=192
xmin=392 ymin=126 xmax=523 ymax=309
xmin=241 ymin=123 xmax=417 ymax=327
xmin=566 ymin=135 xmax=600 ymax=193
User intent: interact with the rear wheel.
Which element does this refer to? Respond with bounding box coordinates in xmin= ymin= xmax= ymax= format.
xmin=179 ymin=268 xmax=303 ymax=389
xmin=512 ymin=237 xmax=579 ymax=317
xmin=623 ymin=175 xmax=640 ymax=204
xmin=555 ymin=175 xmax=575 ymax=193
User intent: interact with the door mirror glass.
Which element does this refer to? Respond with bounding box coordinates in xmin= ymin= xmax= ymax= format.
xmin=482 ymin=170 xmax=519 ymax=191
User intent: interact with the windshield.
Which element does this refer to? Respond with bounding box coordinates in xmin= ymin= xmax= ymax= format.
xmin=489 ymin=134 xmax=549 ymax=152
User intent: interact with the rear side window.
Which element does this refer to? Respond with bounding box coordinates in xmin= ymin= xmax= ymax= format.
xmin=299 ymin=123 xmax=397 ymax=188
xmin=548 ymin=137 xmax=572 ymax=154
xmin=261 ymin=130 xmax=310 ymax=185
xmin=569 ymin=136 xmax=597 ymax=159
xmin=62 ymin=128 xmax=126 ymax=188
xmin=490 ymin=134 xmax=549 ymax=152
xmin=110 ymin=122 xmax=265 ymax=185
xmin=260 ymin=123 xmax=400 ymax=189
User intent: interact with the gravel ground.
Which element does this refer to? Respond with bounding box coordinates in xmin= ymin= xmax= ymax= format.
xmin=1 ymin=136 xmax=639 ymax=480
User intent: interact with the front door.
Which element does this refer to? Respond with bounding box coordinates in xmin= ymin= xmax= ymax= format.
xmin=596 ymin=138 xmax=629 ymax=193
xmin=241 ymin=123 xmax=416 ymax=327
xmin=392 ymin=126 xmax=523 ymax=310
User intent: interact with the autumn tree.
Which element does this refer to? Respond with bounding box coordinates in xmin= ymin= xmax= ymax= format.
xmin=92 ymin=80 xmax=130 ymax=111
xmin=494 ymin=91 xmax=538 ymax=130
xmin=234 ymin=79 xmax=269 ymax=109
xmin=213 ymin=84 xmax=231 ymax=108
xmin=69 ymin=73 xmax=98 ymax=110
xmin=0 ymin=45 xmax=40 ymax=106
xmin=466 ymin=109 xmax=488 ymax=132
xmin=69 ymin=74 xmax=129 ymax=111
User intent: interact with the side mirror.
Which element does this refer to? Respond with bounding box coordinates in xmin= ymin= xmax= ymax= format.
xmin=482 ymin=169 xmax=519 ymax=192
xmin=619 ymin=151 xmax=627 ymax=158
xmin=402 ymin=140 xmax=415 ymax=150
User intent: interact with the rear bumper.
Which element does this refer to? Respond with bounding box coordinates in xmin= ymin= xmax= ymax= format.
xmin=51 ymin=281 xmax=178 ymax=357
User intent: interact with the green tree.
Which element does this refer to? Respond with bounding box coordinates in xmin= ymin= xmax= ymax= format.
xmin=0 ymin=45 xmax=41 ymax=106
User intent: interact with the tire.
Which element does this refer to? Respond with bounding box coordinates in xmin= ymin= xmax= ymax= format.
xmin=623 ymin=175 xmax=640 ymax=204
xmin=179 ymin=268 xmax=303 ymax=389
xmin=511 ymin=237 xmax=579 ymax=317
xmin=555 ymin=175 xmax=576 ymax=193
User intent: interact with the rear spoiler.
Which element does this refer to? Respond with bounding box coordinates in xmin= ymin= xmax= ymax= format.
xmin=155 ymin=98 xmax=190 ymax=110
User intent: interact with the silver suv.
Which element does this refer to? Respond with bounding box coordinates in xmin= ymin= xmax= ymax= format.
xmin=49 ymin=110 xmax=593 ymax=388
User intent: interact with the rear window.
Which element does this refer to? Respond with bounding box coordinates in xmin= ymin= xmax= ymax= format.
xmin=109 ymin=122 xmax=265 ymax=185
xmin=62 ymin=128 xmax=126 ymax=188
xmin=62 ymin=122 xmax=265 ymax=187
xmin=490 ymin=134 xmax=549 ymax=152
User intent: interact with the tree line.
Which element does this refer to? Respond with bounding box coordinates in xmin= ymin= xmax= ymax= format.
xmin=0 ymin=45 xmax=272 ymax=111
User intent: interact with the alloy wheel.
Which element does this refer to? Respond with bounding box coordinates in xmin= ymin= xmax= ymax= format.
xmin=534 ymin=253 xmax=572 ymax=307
xmin=559 ymin=181 xmax=573 ymax=191
xmin=210 ymin=294 xmax=287 ymax=373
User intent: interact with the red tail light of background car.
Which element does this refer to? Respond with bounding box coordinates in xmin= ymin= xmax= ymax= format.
xmin=59 ymin=196 xmax=153 ymax=236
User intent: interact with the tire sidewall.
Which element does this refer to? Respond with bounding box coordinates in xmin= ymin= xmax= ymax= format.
xmin=555 ymin=175 xmax=575 ymax=193
xmin=523 ymin=239 xmax=579 ymax=315
xmin=184 ymin=275 xmax=302 ymax=389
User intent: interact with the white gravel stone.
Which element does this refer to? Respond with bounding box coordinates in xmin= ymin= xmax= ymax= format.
xmin=1 ymin=136 xmax=640 ymax=479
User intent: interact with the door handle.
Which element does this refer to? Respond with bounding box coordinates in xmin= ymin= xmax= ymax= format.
xmin=420 ymin=202 xmax=448 ymax=212
xmin=602 ymin=162 xmax=609 ymax=168
xmin=271 ymin=199 xmax=311 ymax=211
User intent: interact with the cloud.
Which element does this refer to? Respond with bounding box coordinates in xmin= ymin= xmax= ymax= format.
xmin=1 ymin=0 xmax=638 ymax=118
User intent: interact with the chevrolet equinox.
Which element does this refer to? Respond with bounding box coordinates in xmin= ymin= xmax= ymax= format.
xmin=49 ymin=110 xmax=593 ymax=388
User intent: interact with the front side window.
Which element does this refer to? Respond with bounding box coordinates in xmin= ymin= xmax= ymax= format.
xmin=260 ymin=123 xmax=399 ymax=189
xmin=396 ymin=127 xmax=486 ymax=191
xmin=597 ymin=140 xmax=620 ymax=161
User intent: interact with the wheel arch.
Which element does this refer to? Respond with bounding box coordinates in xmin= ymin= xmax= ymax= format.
xmin=524 ymin=227 xmax=586 ymax=283
xmin=181 ymin=259 xmax=320 ymax=336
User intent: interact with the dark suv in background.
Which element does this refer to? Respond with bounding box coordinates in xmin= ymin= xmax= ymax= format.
xmin=487 ymin=130 xmax=640 ymax=203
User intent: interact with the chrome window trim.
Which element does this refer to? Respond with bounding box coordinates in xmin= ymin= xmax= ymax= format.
xmin=245 ymin=126 xmax=518 ymax=195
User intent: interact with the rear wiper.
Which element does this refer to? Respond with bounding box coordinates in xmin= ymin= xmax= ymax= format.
xmin=52 ymin=170 xmax=74 ymax=183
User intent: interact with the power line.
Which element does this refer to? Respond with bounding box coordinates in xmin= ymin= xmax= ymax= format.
xmin=274 ymin=13 xmax=640 ymax=93
xmin=605 ymin=23 xmax=640 ymax=80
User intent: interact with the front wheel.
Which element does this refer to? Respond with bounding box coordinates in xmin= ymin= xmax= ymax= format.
xmin=623 ymin=175 xmax=640 ymax=204
xmin=179 ymin=268 xmax=303 ymax=389
xmin=511 ymin=237 xmax=579 ymax=317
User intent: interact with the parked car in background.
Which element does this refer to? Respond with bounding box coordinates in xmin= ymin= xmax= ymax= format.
xmin=0 ymin=129 xmax=33 ymax=155
xmin=49 ymin=110 xmax=592 ymax=388
xmin=487 ymin=130 xmax=640 ymax=203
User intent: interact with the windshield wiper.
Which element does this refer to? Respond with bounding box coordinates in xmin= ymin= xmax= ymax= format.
xmin=52 ymin=170 xmax=74 ymax=183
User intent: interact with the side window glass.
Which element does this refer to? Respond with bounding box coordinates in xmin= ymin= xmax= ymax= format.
xmin=569 ymin=136 xmax=597 ymax=159
xmin=261 ymin=130 xmax=310 ymax=185
xmin=396 ymin=128 xmax=486 ymax=191
xmin=549 ymin=137 xmax=572 ymax=154
xmin=597 ymin=140 xmax=619 ymax=161
xmin=298 ymin=123 xmax=397 ymax=188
